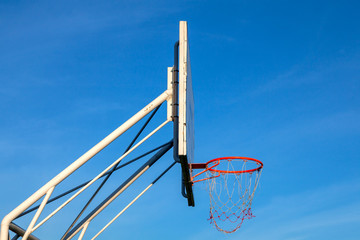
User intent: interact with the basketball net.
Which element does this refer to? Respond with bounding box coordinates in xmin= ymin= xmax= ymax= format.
xmin=194 ymin=157 xmax=263 ymax=234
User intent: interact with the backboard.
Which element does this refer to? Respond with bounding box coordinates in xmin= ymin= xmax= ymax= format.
xmin=178 ymin=21 xmax=195 ymax=206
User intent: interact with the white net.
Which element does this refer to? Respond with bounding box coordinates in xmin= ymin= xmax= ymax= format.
xmin=205 ymin=158 xmax=262 ymax=233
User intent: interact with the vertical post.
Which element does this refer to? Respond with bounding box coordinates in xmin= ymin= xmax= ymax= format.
xmin=173 ymin=41 xmax=180 ymax=163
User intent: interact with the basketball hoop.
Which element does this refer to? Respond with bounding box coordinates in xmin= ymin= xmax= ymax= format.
xmin=191 ymin=157 xmax=263 ymax=234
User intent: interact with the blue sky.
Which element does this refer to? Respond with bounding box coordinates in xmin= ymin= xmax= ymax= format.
xmin=0 ymin=0 xmax=359 ymax=239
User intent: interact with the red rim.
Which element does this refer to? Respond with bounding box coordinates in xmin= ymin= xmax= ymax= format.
xmin=206 ymin=157 xmax=263 ymax=174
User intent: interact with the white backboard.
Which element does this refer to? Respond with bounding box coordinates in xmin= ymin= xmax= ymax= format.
xmin=178 ymin=21 xmax=194 ymax=165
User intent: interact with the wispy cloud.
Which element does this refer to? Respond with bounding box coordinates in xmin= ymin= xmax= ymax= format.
xmin=260 ymin=109 xmax=360 ymax=144
xmin=250 ymin=65 xmax=305 ymax=95
xmin=0 ymin=1 xmax=167 ymax=39
xmin=0 ymin=1 xmax=175 ymax=66
xmin=250 ymin=56 xmax=360 ymax=96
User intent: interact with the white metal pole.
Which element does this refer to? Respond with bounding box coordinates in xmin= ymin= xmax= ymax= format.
xmin=92 ymin=184 xmax=152 ymax=240
xmin=22 ymin=187 xmax=54 ymax=240
xmin=77 ymin=222 xmax=89 ymax=240
xmin=0 ymin=90 xmax=172 ymax=240
xmin=32 ymin=119 xmax=170 ymax=232
xmin=65 ymin=141 xmax=173 ymax=239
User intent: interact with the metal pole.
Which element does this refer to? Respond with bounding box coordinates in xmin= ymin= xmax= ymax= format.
xmin=92 ymin=161 xmax=177 ymax=239
xmin=61 ymin=105 xmax=162 ymax=240
xmin=8 ymin=223 xmax=39 ymax=240
xmin=64 ymin=141 xmax=173 ymax=239
xmin=17 ymin=142 xmax=170 ymax=219
xmin=0 ymin=90 xmax=172 ymax=240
